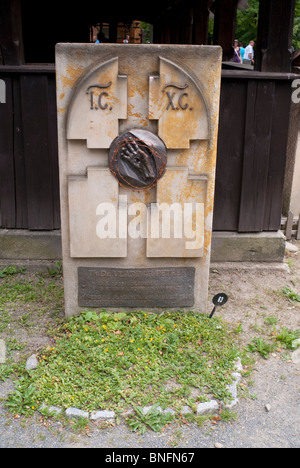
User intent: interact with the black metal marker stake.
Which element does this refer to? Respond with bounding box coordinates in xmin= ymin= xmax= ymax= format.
xmin=209 ymin=293 xmax=228 ymax=318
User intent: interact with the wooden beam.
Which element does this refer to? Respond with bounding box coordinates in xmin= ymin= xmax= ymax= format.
xmin=238 ymin=80 xmax=275 ymax=232
xmin=192 ymin=0 xmax=210 ymax=44
xmin=0 ymin=0 xmax=24 ymax=65
xmin=256 ymin=0 xmax=296 ymax=72
xmin=213 ymin=0 xmax=238 ymax=61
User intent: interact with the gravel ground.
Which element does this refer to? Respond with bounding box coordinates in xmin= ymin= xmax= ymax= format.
xmin=0 ymin=241 xmax=300 ymax=449
xmin=0 ymin=355 xmax=299 ymax=448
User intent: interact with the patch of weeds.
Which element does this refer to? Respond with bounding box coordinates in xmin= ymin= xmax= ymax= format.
xmin=0 ymin=266 xmax=26 ymax=278
xmin=233 ymin=323 xmax=243 ymax=335
xmin=67 ymin=416 xmax=91 ymax=434
xmin=0 ymin=310 xmax=10 ymax=332
xmin=0 ymin=279 xmax=39 ymax=304
xmin=278 ymin=286 xmax=300 ymax=303
xmin=219 ymin=408 xmax=237 ymax=422
xmin=126 ymin=404 xmax=175 ymax=434
xmin=0 ymin=275 xmax=64 ymax=311
xmin=274 ymin=327 xmax=300 ymax=350
xmin=264 ymin=316 xmax=278 ymax=326
xmin=0 ymin=342 xmax=25 ymax=383
xmin=247 ymin=337 xmax=275 ymax=359
xmin=247 ymin=327 xmax=300 ymax=358
xmin=5 ymin=378 xmax=36 ymax=415
xmin=45 ymin=261 xmax=63 ymax=278
xmin=0 ymin=362 xmax=17 ymax=382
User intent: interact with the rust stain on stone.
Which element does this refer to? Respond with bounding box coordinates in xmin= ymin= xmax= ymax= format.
xmin=61 ymin=63 xmax=84 ymax=91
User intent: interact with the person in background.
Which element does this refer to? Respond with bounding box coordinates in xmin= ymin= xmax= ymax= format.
xmin=233 ymin=40 xmax=242 ymax=63
xmin=239 ymin=42 xmax=245 ymax=62
xmin=243 ymin=40 xmax=255 ymax=65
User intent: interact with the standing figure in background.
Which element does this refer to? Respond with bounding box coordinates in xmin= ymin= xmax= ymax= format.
xmin=243 ymin=40 xmax=255 ymax=65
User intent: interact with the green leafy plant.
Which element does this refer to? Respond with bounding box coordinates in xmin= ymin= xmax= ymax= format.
xmin=5 ymin=379 xmax=37 ymax=415
xmin=279 ymin=286 xmax=300 ymax=303
xmin=264 ymin=317 xmax=278 ymax=326
xmin=126 ymin=404 xmax=175 ymax=434
xmin=247 ymin=337 xmax=275 ymax=359
xmin=46 ymin=261 xmax=63 ymax=278
xmin=275 ymin=328 xmax=300 ymax=350
xmin=0 ymin=266 xmax=26 ymax=278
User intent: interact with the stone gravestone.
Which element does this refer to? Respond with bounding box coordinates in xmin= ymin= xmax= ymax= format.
xmin=56 ymin=44 xmax=222 ymax=316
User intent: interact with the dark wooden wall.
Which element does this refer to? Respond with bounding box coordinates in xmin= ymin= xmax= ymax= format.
xmin=0 ymin=66 xmax=294 ymax=233
xmin=213 ymin=70 xmax=293 ymax=232
xmin=0 ymin=65 xmax=60 ymax=230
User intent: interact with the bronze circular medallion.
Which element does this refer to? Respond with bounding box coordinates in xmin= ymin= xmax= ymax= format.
xmin=108 ymin=129 xmax=167 ymax=190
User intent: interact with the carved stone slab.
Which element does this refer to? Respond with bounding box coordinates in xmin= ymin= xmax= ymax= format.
xmin=68 ymin=167 xmax=127 ymax=257
xmin=67 ymin=57 xmax=127 ymax=148
xmin=147 ymin=168 xmax=206 ymax=258
xmin=149 ymin=57 xmax=209 ymax=149
xmin=78 ymin=267 xmax=195 ymax=307
xmin=56 ymin=44 xmax=222 ymax=316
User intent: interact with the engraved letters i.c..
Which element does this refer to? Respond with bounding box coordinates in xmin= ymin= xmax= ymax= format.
xmin=86 ymin=82 xmax=113 ymax=110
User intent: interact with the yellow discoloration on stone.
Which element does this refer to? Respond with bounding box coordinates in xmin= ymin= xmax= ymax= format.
xmin=149 ymin=57 xmax=209 ymax=149
xmin=56 ymin=44 xmax=222 ymax=316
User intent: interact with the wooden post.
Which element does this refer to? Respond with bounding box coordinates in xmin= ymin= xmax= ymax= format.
xmin=180 ymin=5 xmax=193 ymax=44
xmin=0 ymin=0 xmax=24 ymax=65
xmin=213 ymin=0 xmax=238 ymax=61
xmin=255 ymin=0 xmax=296 ymax=72
xmin=192 ymin=0 xmax=210 ymax=44
xmin=109 ymin=21 xmax=118 ymax=43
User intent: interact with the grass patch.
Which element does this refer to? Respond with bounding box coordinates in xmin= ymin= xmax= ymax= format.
xmin=0 ymin=266 xmax=26 ymax=278
xmin=0 ymin=276 xmax=63 ymax=309
xmin=4 ymin=309 xmax=242 ymax=425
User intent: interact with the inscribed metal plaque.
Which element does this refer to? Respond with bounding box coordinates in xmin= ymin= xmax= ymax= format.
xmin=78 ymin=267 xmax=195 ymax=307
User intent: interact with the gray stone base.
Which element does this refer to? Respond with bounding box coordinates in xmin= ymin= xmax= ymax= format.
xmin=0 ymin=229 xmax=286 ymax=265
xmin=0 ymin=229 xmax=62 ymax=260
xmin=211 ymin=231 xmax=286 ymax=263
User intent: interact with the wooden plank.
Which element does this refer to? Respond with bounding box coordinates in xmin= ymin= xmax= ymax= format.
xmin=221 ymin=70 xmax=300 ymax=80
xmin=0 ymin=65 xmax=56 ymax=73
xmin=213 ymin=79 xmax=247 ymax=231
xmin=20 ymin=74 xmax=54 ymax=230
xmin=266 ymin=81 xmax=292 ymax=229
xmin=0 ymin=75 xmax=16 ymax=228
xmin=263 ymin=81 xmax=292 ymax=230
xmin=12 ymin=75 xmax=28 ymax=228
xmin=238 ymin=80 xmax=275 ymax=232
xmin=260 ymin=0 xmax=296 ymax=73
